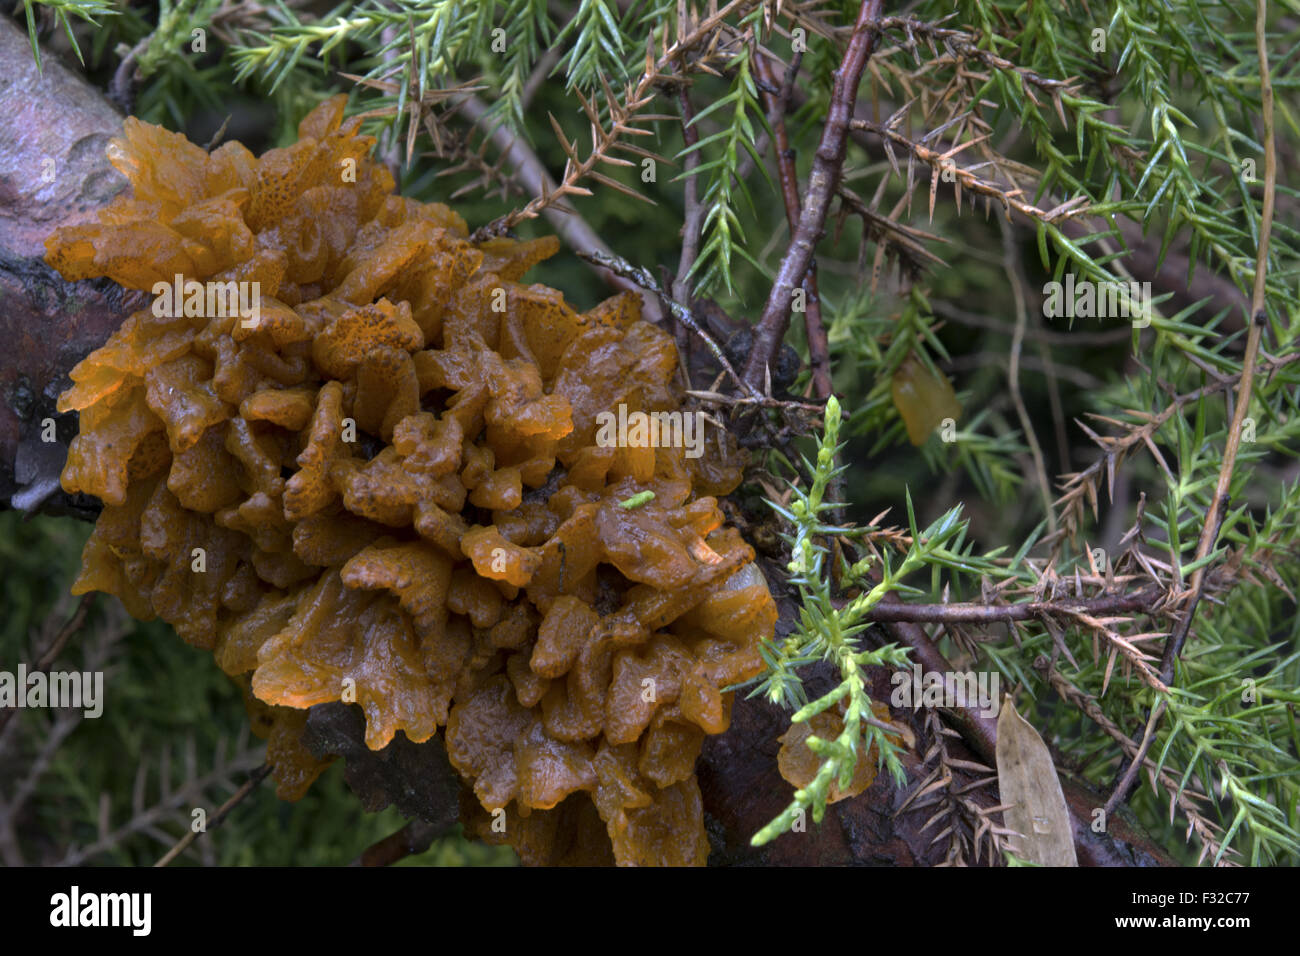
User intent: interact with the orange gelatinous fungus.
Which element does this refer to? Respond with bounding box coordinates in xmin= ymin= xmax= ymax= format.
xmin=44 ymin=95 xmax=776 ymax=867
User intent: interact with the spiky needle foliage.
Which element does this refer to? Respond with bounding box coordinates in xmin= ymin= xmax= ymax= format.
xmin=748 ymin=396 xmax=983 ymax=845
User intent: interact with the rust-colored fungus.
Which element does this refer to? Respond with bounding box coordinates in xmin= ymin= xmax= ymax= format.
xmin=46 ymin=95 xmax=777 ymax=865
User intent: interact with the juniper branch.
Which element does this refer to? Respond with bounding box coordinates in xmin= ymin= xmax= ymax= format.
xmin=755 ymin=49 xmax=831 ymax=399
xmin=743 ymin=0 xmax=884 ymax=392
xmin=474 ymin=0 xmax=757 ymax=240
xmin=864 ymin=585 xmax=1162 ymax=624
xmin=1105 ymin=0 xmax=1279 ymax=816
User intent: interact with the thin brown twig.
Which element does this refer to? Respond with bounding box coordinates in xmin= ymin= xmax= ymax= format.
xmin=58 ymin=731 xmax=264 ymax=866
xmin=154 ymin=764 xmax=272 ymax=867
xmin=576 ymin=249 xmax=763 ymax=401
xmin=871 ymin=15 xmax=1076 ymax=99
xmin=1106 ymin=0 xmax=1277 ymax=814
xmin=1105 ymin=700 xmax=1166 ymax=819
xmin=107 ymin=34 xmax=149 ymax=113
xmin=671 ymin=84 xmax=704 ymax=306
xmin=1035 ymin=657 xmax=1230 ymax=864
xmin=865 ymin=585 xmax=1161 ymax=624
xmin=1048 ymin=350 xmax=1300 ymax=548
xmin=1001 ymin=217 xmax=1057 ymax=534
xmin=344 ymin=69 xmax=490 ymax=167
xmin=474 ymin=0 xmax=756 ymax=241
xmin=353 ymin=819 xmax=448 ymax=866
xmin=850 ymin=114 xmax=1089 ymax=227
xmin=897 ymin=711 xmax=1007 ymax=866
xmin=871 ymin=600 xmax=1173 ymax=865
xmin=755 ymin=49 xmax=832 ymax=399
xmin=942 ymin=351 xmax=1103 ymax=390
xmin=672 ymin=83 xmax=704 ymax=378
xmin=1157 ymin=25 xmax=1276 ymax=684
xmin=453 ymin=94 xmax=664 ymax=325
xmin=36 ymin=593 xmax=93 ymax=670
xmin=835 ymin=183 xmax=948 ymax=275
xmin=1056 ymin=606 xmax=1167 ymax=694
xmin=0 ymin=594 xmax=95 ymax=738
xmin=743 ymin=0 xmax=886 ymax=391
xmin=685 ymin=388 xmax=826 ymax=415
xmin=933 ymin=301 xmax=1132 ymax=346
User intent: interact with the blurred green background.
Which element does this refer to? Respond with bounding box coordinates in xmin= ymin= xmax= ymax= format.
xmin=0 ymin=510 xmax=515 ymax=866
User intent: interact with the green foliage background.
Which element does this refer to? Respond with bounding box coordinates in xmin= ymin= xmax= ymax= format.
xmin=0 ymin=511 xmax=515 ymax=865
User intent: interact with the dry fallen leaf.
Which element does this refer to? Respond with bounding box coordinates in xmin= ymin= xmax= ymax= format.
xmin=777 ymin=703 xmax=909 ymax=803
xmin=995 ymin=695 xmax=1077 ymax=866
xmin=779 ymin=711 xmax=878 ymax=803
xmin=890 ymin=356 xmax=962 ymax=446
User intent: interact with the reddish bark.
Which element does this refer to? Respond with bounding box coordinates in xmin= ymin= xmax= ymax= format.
xmin=743 ymin=0 xmax=884 ymax=391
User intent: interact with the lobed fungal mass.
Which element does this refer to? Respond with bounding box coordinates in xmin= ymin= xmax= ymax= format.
xmin=44 ymin=95 xmax=777 ymax=866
